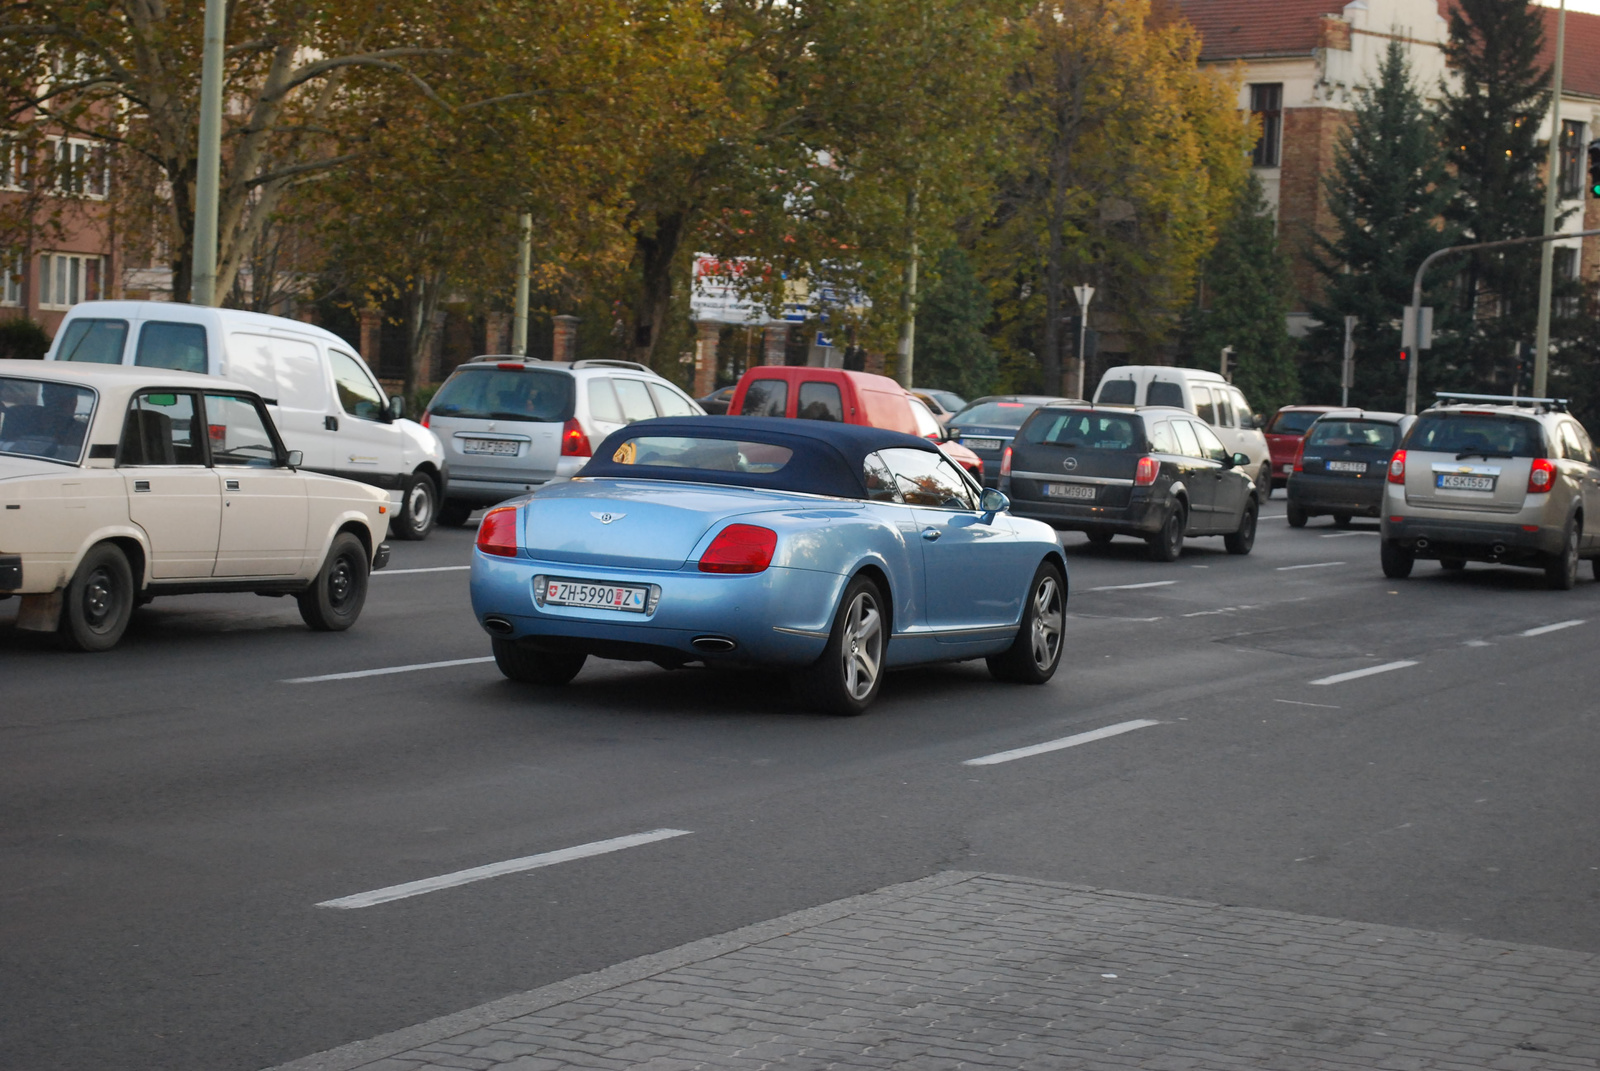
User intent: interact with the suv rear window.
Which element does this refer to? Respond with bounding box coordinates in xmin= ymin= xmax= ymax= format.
xmin=1024 ymin=410 xmax=1140 ymax=450
xmin=1408 ymin=413 xmax=1544 ymax=458
xmin=1306 ymin=420 xmax=1396 ymax=449
xmin=430 ymin=367 xmax=574 ymax=422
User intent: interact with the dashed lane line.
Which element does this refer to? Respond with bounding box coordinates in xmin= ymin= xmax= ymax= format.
xmin=1520 ymin=619 xmax=1586 ymax=637
xmin=1320 ymin=531 xmax=1380 ymax=538
xmin=1276 ymin=561 xmax=1346 ymax=571
xmin=1088 ymin=581 xmax=1178 ymax=592
xmin=1309 ymin=660 xmax=1418 ymax=686
xmin=963 ymin=719 xmax=1161 ymax=766
xmin=283 ymin=656 xmax=495 ymax=683
xmin=316 ymin=828 xmax=693 ymax=909
xmin=374 ymin=565 xmax=471 ymax=576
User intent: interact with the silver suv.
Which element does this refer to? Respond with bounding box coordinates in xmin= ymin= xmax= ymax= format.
xmin=423 ymin=358 xmax=703 ymax=526
xmin=1381 ymin=393 xmax=1600 ymax=589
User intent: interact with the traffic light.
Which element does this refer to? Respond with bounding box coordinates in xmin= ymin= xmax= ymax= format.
xmin=1399 ymin=346 xmax=1410 ymax=367
xmin=1590 ymin=138 xmax=1600 ymax=198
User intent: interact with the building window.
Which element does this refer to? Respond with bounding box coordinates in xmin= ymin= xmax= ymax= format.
xmin=1555 ymin=247 xmax=1580 ymax=318
xmin=1250 ymin=83 xmax=1283 ymax=168
xmin=1558 ymin=120 xmax=1586 ymax=200
xmin=46 ymin=137 xmax=108 ymax=198
xmin=2 ymin=254 xmax=22 ymax=306
xmin=38 ymin=253 xmax=104 ymax=310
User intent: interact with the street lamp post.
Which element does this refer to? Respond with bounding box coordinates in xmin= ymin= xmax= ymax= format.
xmin=191 ymin=0 xmax=226 ymax=306
xmin=1533 ymin=0 xmax=1568 ymax=398
xmin=1072 ymin=284 xmax=1094 ymax=398
xmin=1341 ymin=315 xmax=1357 ymax=407
xmin=512 ymin=213 xmax=531 ymax=355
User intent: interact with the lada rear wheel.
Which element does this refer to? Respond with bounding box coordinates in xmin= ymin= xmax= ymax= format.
xmin=1545 ymin=521 xmax=1580 ymax=591
xmin=987 ymin=561 xmax=1066 ymax=684
xmin=792 ymin=576 xmax=886 ymax=716
xmin=1147 ymin=505 xmax=1185 ymax=562
xmin=393 ymin=475 xmax=437 ymax=541
xmin=491 ymin=638 xmax=586 ymax=685
xmin=1224 ymin=499 xmax=1258 ymax=555
xmin=298 ymin=533 xmax=369 ymax=631
xmin=60 ymin=543 xmax=134 ymax=652
xmin=1380 ymin=540 xmax=1414 ymax=579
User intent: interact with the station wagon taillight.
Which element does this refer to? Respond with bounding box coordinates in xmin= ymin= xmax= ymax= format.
xmin=1000 ymin=445 xmax=1013 ymax=477
xmin=1134 ymin=455 xmax=1159 ymax=486
xmin=1528 ymin=457 xmax=1557 ymax=494
xmin=699 ymin=524 xmax=777 ymax=574
xmin=1387 ymin=450 xmax=1406 ymax=484
xmin=561 ymin=418 xmax=592 ymax=457
xmin=476 ymin=507 xmax=519 ymax=557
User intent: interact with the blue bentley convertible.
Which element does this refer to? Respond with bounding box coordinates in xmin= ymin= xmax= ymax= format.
xmin=469 ymin=417 xmax=1068 ymax=714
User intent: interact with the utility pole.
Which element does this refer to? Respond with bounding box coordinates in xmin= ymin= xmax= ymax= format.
xmin=1533 ymin=0 xmax=1567 ymax=398
xmin=1341 ymin=315 xmax=1356 ymax=407
xmin=1072 ymin=284 xmax=1095 ymax=398
xmin=512 ymin=213 xmax=531 ymax=355
xmin=190 ymin=0 xmax=226 ymax=306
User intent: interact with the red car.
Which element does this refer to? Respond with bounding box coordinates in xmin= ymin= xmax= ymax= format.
xmin=1264 ymin=405 xmax=1344 ymax=488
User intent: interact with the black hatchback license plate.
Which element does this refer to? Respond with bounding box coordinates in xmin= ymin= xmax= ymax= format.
xmin=1046 ymin=483 xmax=1097 ymax=501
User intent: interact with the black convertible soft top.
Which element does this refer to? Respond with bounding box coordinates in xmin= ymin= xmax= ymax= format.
xmin=579 ymin=416 xmax=941 ymax=498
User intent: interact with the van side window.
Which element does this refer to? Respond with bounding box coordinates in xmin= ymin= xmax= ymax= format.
xmin=1146 ymin=380 xmax=1183 ymax=408
xmin=613 ymin=378 xmax=659 ymax=423
xmin=588 ymin=378 xmax=623 ymax=423
xmin=57 ymin=318 xmax=128 ymax=364
xmin=797 ymin=381 xmax=844 ymax=422
xmin=135 ymin=321 xmax=207 ymax=374
xmin=741 ymin=378 xmax=788 ymax=417
xmin=1192 ymin=386 xmax=1216 ymax=425
xmin=1214 ymin=391 xmax=1234 ymax=428
xmin=1097 ymin=379 xmax=1136 ymax=405
xmin=327 ymin=349 xmax=385 ymax=420
xmin=1229 ymin=389 xmax=1254 ymax=428
xmin=648 ymin=382 xmax=697 ymax=417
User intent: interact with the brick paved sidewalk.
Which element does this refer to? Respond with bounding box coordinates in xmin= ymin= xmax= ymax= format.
xmin=269 ymin=871 xmax=1600 ymax=1071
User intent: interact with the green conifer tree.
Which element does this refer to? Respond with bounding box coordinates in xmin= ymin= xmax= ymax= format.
xmin=1307 ymin=40 xmax=1456 ymax=411
xmin=1182 ymin=173 xmax=1298 ymax=416
xmin=914 ymin=245 xmax=998 ymax=398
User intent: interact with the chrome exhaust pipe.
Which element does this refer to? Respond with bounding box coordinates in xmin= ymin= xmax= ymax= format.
xmin=691 ymin=635 xmax=737 ymax=653
xmin=1414 ymin=538 xmax=1429 ymax=550
xmin=482 ymin=615 xmax=515 ymax=636
xmin=1491 ymin=543 xmax=1507 ymax=558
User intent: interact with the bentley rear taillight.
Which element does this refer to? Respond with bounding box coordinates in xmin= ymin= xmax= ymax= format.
xmin=476 ymin=507 xmax=519 ymax=557
xmin=699 ymin=524 xmax=777 ymax=574
xmin=1134 ymin=455 xmax=1159 ymax=486
xmin=1528 ymin=457 xmax=1556 ymax=494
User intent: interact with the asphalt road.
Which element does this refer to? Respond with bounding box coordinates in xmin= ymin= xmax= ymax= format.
xmin=3 ymin=494 xmax=1598 ymax=1070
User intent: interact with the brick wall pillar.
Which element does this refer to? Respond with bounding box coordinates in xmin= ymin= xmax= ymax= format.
xmin=694 ymin=321 xmax=721 ymax=397
xmin=761 ymin=322 xmax=789 ymax=366
xmin=485 ymin=311 xmax=511 ymax=356
xmin=359 ymin=308 xmax=381 ymax=365
xmin=552 ymin=315 xmax=579 ymax=362
xmin=863 ymin=350 xmax=886 ymax=376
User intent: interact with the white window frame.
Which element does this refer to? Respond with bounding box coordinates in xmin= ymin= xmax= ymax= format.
xmin=2 ymin=253 xmax=23 ymax=306
xmin=45 ymin=136 xmax=109 ymax=199
xmin=37 ymin=252 xmax=105 ymax=310
xmin=0 ymin=137 xmax=25 ymax=191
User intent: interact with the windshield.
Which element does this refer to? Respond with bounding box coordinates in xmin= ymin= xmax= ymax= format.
xmin=429 ymin=367 xmax=574 ymax=422
xmin=1306 ymin=420 xmax=1396 ymax=450
xmin=0 ymin=377 xmax=96 ymax=463
xmin=952 ymin=400 xmax=1034 ymax=428
xmin=1267 ymin=409 xmax=1324 ymax=435
xmin=1408 ymin=413 xmax=1543 ymax=458
xmin=610 ymin=435 xmax=793 ymax=474
xmin=1024 ymin=410 xmax=1140 ymax=450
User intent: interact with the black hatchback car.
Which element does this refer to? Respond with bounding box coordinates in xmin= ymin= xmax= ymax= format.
xmin=948 ymin=394 xmax=1073 ymax=488
xmin=1002 ymin=404 xmax=1259 ymax=560
xmin=1286 ymin=410 xmax=1411 ymax=527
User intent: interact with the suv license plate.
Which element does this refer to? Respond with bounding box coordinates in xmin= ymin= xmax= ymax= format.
xmin=462 ymin=438 xmax=520 ymax=456
xmin=963 ymin=438 xmax=1002 ymax=452
xmin=543 ymin=579 xmax=648 ymax=612
xmin=1046 ymin=483 xmax=1097 ymax=501
xmin=1327 ymin=460 xmax=1366 ymax=473
xmin=1437 ymin=473 xmax=1496 ymax=492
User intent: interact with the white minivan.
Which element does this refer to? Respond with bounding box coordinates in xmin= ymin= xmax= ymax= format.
xmin=1092 ymin=365 xmax=1272 ymax=500
xmin=45 ymin=300 xmax=448 ymax=539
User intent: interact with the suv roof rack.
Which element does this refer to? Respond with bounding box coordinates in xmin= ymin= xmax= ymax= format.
xmin=1432 ymin=391 xmax=1567 ymax=413
xmin=468 ymin=354 xmax=550 ymax=364
xmin=570 ymin=359 xmax=651 ymax=372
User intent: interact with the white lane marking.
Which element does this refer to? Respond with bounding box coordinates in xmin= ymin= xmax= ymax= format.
xmin=1464 ymin=639 xmax=1493 ymax=648
xmin=317 ymin=828 xmax=692 ymax=909
xmin=374 ymin=565 xmax=471 ymax=576
xmin=1182 ymin=604 xmax=1260 ymax=618
xmin=1088 ymin=581 xmax=1178 ymax=592
xmin=1520 ymin=619 xmax=1586 ymax=637
xmin=284 ymin=656 xmax=495 ymax=683
xmin=964 ymin=719 xmax=1160 ymax=766
xmin=1321 ymin=531 xmax=1380 ymax=538
xmin=1274 ymin=699 xmax=1341 ymax=709
xmin=1277 ymin=561 xmax=1346 ymax=571
xmin=1309 ymin=660 xmax=1418 ymax=686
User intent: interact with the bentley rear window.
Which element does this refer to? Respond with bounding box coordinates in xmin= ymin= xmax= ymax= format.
xmin=1025 ymin=410 xmax=1140 ymax=450
xmin=611 ymin=436 xmax=793 ymax=474
xmin=0 ymin=377 xmax=96 ymax=463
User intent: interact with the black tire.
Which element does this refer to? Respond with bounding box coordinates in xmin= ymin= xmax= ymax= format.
xmin=791 ymin=575 xmax=887 ymax=716
xmin=437 ymin=499 xmax=474 ymax=528
xmin=1380 ymin=540 xmax=1414 ymax=579
xmin=1333 ymin=513 xmax=1352 ymax=528
xmin=1286 ymin=502 xmax=1308 ymax=528
xmin=298 ymin=532 xmax=370 ymax=631
xmin=1085 ymin=531 xmax=1114 ymax=547
xmin=1256 ymin=464 xmax=1273 ymax=503
xmin=1147 ymin=505 xmax=1185 ymax=562
xmin=59 ymin=543 xmax=135 ymax=652
xmin=1224 ymin=498 xmax=1258 ymax=555
xmin=1440 ymin=558 xmax=1466 ymax=571
xmin=491 ymin=637 xmax=587 ymax=684
xmin=987 ymin=561 xmax=1067 ymax=684
xmin=391 ymin=473 xmax=437 ymax=541
xmin=1545 ymin=521 xmax=1580 ymax=591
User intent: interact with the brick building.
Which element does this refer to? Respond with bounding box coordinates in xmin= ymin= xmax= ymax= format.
xmin=1177 ymin=0 xmax=1600 ymax=335
xmin=0 ymin=133 xmax=116 ymax=336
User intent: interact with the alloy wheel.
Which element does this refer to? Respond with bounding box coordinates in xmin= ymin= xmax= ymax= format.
xmin=1029 ymin=576 xmax=1064 ymax=671
xmin=839 ymin=591 xmax=883 ymax=701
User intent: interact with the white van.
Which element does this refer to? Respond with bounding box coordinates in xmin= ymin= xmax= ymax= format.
xmin=45 ymin=300 xmax=448 ymax=539
xmin=1092 ymin=365 xmax=1272 ymax=500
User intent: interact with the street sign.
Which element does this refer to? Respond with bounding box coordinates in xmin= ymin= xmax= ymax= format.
xmin=1401 ymin=306 xmax=1433 ymax=350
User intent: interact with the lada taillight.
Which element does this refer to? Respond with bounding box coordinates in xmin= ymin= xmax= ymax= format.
xmin=476 ymin=507 xmax=520 ymax=557
xmin=1387 ymin=450 xmax=1407 ymax=485
xmin=1000 ymin=445 xmax=1013 ymax=477
xmin=1528 ymin=457 xmax=1556 ymax=494
xmin=561 ymin=419 xmax=592 ymax=457
xmin=1134 ymin=455 xmax=1159 ymax=486
xmin=699 ymin=524 xmax=777 ymax=574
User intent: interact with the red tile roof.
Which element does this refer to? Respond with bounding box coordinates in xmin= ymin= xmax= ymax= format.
xmin=1535 ymin=5 xmax=1600 ymax=101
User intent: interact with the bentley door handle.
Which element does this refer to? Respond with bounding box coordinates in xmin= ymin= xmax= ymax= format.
xmin=921 ymin=527 xmax=941 ymax=541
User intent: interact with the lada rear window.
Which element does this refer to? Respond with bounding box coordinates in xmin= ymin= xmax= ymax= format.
xmin=1024 ymin=410 xmax=1140 ymax=450
xmin=1408 ymin=413 xmax=1544 ymax=458
xmin=1306 ymin=420 xmax=1396 ymax=449
xmin=430 ymin=367 xmax=574 ymax=422
xmin=0 ymin=377 xmax=96 ymax=462
xmin=611 ymin=435 xmax=793 ymax=474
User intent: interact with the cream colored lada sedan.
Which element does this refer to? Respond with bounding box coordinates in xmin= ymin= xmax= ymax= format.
xmin=0 ymin=360 xmax=392 ymax=650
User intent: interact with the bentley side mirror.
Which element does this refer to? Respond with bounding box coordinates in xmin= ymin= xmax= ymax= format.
xmin=979 ymin=487 xmax=1009 ymax=522
xmin=284 ymin=449 xmax=303 ymax=469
